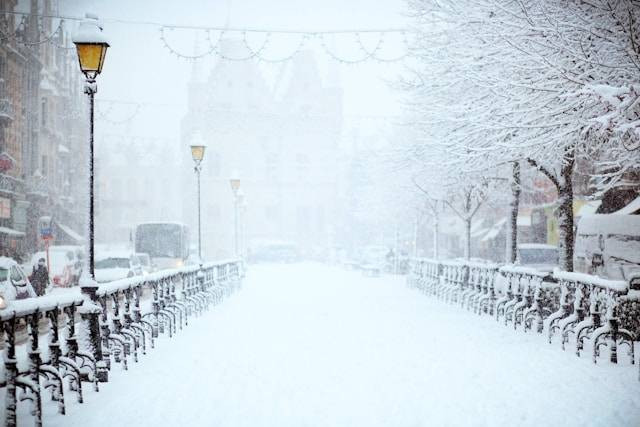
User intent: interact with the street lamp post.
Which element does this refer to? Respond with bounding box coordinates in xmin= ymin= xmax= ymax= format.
xmin=240 ymin=198 xmax=248 ymax=258
xmin=229 ymin=172 xmax=241 ymax=257
xmin=190 ymin=141 xmax=206 ymax=260
xmin=72 ymin=13 xmax=109 ymax=382
xmin=72 ymin=14 xmax=109 ymax=283
xmin=236 ymin=189 xmax=245 ymax=257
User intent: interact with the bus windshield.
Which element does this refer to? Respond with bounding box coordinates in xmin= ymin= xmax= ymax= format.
xmin=135 ymin=224 xmax=185 ymax=258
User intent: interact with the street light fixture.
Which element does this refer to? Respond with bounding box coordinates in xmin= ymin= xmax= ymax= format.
xmin=190 ymin=137 xmax=206 ymax=260
xmin=72 ymin=13 xmax=109 ymax=383
xmin=239 ymin=195 xmax=248 ymax=258
xmin=72 ymin=14 xmax=109 ymax=282
xmin=229 ymin=172 xmax=241 ymax=257
xmin=229 ymin=172 xmax=241 ymax=193
xmin=236 ymin=188 xmax=245 ymax=205
xmin=236 ymin=189 xmax=245 ymax=256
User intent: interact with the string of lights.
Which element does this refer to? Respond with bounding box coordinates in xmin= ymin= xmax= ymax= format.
xmin=243 ymin=33 xmax=311 ymax=64
xmin=1 ymin=9 xmax=411 ymax=63
xmin=0 ymin=15 xmax=63 ymax=46
xmin=161 ymin=27 xmax=410 ymax=64
xmin=0 ymin=15 xmax=26 ymax=41
xmin=95 ymin=102 xmax=141 ymax=125
xmin=354 ymin=32 xmax=410 ymax=63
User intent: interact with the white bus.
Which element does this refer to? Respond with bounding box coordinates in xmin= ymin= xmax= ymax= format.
xmin=134 ymin=222 xmax=190 ymax=270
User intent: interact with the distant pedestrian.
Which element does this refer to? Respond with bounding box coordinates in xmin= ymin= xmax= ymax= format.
xmin=71 ymin=252 xmax=83 ymax=286
xmin=30 ymin=258 xmax=49 ymax=296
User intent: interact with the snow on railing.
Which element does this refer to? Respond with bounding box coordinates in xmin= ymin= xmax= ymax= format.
xmin=0 ymin=259 xmax=244 ymax=427
xmin=407 ymin=258 xmax=638 ymax=374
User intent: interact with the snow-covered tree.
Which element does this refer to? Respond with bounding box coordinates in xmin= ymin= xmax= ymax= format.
xmin=402 ymin=0 xmax=640 ymax=271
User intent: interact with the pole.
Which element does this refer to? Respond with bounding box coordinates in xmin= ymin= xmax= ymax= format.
xmin=197 ymin=166 xmax=202 ymax=260
xmin=413 ymin=210 xmax=419 ymax=258
xmin=87 ymin=80 xmax=95 ymax=279
xmin=234 ymin=196 xmax=239 ymax=256
xmin=394 ymin=224 xmax=399 ymax=274
xmin=79 ymin=78 xmax=106 ymax=381
xmin=240 ymin=205 xmax=245 ymax=258
xmin=45 ymin=239 xmax=51 ymax=283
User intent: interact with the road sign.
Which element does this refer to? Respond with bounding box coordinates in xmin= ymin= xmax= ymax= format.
xmin=41 ymin=227 xmax=53 ymax=240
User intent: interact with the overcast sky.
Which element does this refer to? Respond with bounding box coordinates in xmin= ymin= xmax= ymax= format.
xmin=57 ymin=0 xmax=409 ymax=144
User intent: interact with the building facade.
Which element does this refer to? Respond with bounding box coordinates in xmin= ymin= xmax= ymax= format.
xmin=181 ymin=40 xmax=343 ymax=259
xmin=0 ymin=0 xmax=87 ymax=260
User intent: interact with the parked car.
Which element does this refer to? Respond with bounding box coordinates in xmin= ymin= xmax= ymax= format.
xmin=95 ymin=252 xmax=143 ymax=283
xmin=135 ymin=252 xmax=155 ymax=275
xmin=358 ymin=245 xmax=389 ymax=270
xmin=29 ymin=245 xmax=83 ymax=287
xmin=516 ymin=243 xmax=559 ymax=272
xmin=0 ymin=257 xmax=36 ymax=306
xmin=186 ymin=252 xmax=203 ymax=266
xmin=575 ymin=214 xmax=640 ymax=280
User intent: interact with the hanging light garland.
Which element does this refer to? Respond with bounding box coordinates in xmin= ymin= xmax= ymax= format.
xmin=95 ymin=100 xmax=141 ymax=125
xmin=1 ymin=9 xmax=411 ymax=63
xmin=159 ymin=26 xmax=410 ymax=64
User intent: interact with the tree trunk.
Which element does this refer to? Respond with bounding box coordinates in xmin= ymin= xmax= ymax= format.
xmin=506 ymin=161 xmax=521 ymax=263
xmin=413 ymin=211 xmax=419 ymax=257
xmin=433 ymin=213 xmax=439 ymax=259
xmin=464 ymin=217 xmax=471 ymax=260
xmin=557 ymin=151 xmax=575 ymax=272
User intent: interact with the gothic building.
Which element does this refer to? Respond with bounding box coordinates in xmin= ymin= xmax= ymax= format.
xmin=181 ymin=40 xmax=343 ymax=259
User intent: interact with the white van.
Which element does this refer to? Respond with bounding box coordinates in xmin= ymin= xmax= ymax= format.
xmin=574 ymin=214 xmax=640 ymax=280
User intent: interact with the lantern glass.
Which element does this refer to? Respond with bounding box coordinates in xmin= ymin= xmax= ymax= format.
xmin=230 ymin=178 xmax=241 ymax=191
xmin=75 ymin=43 xmax=109 ymax=76
xmin=190 ymin=145 xmax=206 ymax=162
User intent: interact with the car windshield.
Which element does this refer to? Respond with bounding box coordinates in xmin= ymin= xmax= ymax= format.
xmin=519 ymin=248 xmax=558 ymax=265
xmin=136 ymin=224 xmax=183 ymax=258
xmin=95 ymin=258 xmax=130 ymax=269
xmin=0 ymin=267 xmax=7 ymax=282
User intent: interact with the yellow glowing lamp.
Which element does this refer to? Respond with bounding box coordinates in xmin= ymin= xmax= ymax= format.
xmin=190 ymin=145 xmax=206 ymax=162
xmin=73 ymin=14 xmax=109 ymax=79
xmin=229 ymin=171 xmax=241 ymax=192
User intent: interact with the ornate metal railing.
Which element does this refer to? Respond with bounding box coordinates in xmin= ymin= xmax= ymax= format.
xmin=0 ymin=260 xmax=243 ymax=427
xmin=407 ymin=258 xmax=638 ymax=372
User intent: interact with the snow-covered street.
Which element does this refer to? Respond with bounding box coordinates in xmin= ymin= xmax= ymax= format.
xmin=46 ymin=263 xmax=640 ymax=427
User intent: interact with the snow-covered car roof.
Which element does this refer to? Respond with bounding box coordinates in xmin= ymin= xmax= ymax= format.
xmin=518 ymin=243 xmax=557 ymax=250
xmin=96 ymin=251 xmax=134 ymax=261
xmin=0 ymin=256 xmax=18 ymax=269
xmin=578 ymin=214 xmax=640 ymax=235
xmin=95 ymin=268 xmax=131 ymax=283
xmin=136 ymin=221 xmax=187 ymax=227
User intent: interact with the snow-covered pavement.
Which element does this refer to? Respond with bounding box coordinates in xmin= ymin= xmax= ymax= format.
xmin=47 ymin=263 xmax=640 ymax=427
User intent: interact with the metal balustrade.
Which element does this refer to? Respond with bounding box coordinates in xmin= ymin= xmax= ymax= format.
xmin=0 ymin=260 xmax=243 ymax=427
xmin=407 ymin=258 xmax=638 ymax=376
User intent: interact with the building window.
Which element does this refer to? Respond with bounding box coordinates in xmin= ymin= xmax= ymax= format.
xmin=41 ymin=98 xmax=47 ymax=127
xmin=0 ymin=197 xmax=11 ymax=219
xmin=41 ymin=155 xmax=48 ymax=176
